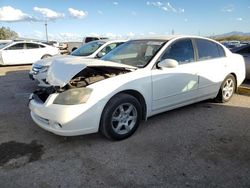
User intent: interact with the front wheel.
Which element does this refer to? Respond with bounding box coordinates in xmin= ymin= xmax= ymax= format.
xmin=100 ymin=94 xmax=142 ymax=140
xmin=215 ymin=74 xmax=236 ymax=103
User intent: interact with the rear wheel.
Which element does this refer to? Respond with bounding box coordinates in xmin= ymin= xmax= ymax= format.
xmin=215 ymin=74 xmax=236 ymax=103
xmin=100 ymin=94 xmax=142 ymax=140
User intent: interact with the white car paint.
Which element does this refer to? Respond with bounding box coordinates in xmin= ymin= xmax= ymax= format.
xmin=29 ymin=39 xmax=126 ymax=87
xmin=29 ymin=36 xmax=246 ymax=138
xmin=0 ymin=41 xmax=59 ymax=65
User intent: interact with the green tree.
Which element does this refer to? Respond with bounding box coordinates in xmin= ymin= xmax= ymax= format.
xmin=0 ymin=27 xmax=18 ymax=40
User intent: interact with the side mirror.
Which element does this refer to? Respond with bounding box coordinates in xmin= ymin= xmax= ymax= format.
xmin=157 ymin=59 xmax=179 ymax=69
xmin=97 ymin=51 xmax=106 ymax=58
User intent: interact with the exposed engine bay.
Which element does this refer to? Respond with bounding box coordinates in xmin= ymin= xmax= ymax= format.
xmin=32 ymin=66 xmax=131 ymax=103
xmin=66 ymin=66 xmax=130 ymax=90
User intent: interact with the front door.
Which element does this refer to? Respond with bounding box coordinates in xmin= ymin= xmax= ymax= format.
xmin=151 ymin=38 xmax=199 ymax=111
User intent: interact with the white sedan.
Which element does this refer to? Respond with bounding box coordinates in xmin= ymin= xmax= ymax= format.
xmin=0 ymin=41 xmax=59 ymax=65
xmin=29 ymin=39 xmax=126 ymax=87
xmin=29 ymin=36 xmax=245 ymax=140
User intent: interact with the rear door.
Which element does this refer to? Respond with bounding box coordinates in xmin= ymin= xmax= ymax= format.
xmin=194 ymin=39 xmax=227 ymax=96
xmin=24 ymin=43 xmax=44 ymax=64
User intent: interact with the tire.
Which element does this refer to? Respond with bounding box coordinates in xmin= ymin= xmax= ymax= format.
xmin=71 ymin=48 xmax=77 ymax=52
xmin=41 ymin=54 xmax=52 ymax=59
xmin=215 ymin=74 xmax=236 ymax=103
xmin=100 ymin=94 xmax=142 ymax=140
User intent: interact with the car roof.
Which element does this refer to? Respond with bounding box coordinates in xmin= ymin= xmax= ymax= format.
xmin=132 ymin=35 xmax=216 ymax=41
xmin=94 ymin=39 xmax=128 ymax=43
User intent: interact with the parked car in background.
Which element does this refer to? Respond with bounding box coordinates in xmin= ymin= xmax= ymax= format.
xmin=0 ymin=40 xmax=12 ymax=47
xmin=0 ymin=41 xmax=60 ymax=65
xmin=59 ymin=36 xmax=109 ymax=54
xmin=42 ymin=41 xmax=60 ymax=48
xmin=29 ymin=39 xmax=126 ymax=86
xmin=83 ymin=36 xmax=108 ymax=44
xmin=29 ymin=36 xmax=245 ymax=140
xmin=232 ymin=44 xmax=250 ymax=79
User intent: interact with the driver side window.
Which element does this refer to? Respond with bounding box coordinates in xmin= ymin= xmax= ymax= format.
xmin=161 ymin=39 xmax=194 ymax=64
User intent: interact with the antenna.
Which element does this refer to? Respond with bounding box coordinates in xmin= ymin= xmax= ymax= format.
xmin=45 ymin=20 xmax=48 ymax=42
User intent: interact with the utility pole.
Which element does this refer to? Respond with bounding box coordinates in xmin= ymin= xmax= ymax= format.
xmin=45 ymin=20 xmax=48 ymax=42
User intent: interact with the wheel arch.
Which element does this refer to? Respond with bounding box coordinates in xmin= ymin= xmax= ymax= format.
xmin=71 ymin=47 xmax=77 ymax=52
xmin=101 ymin=90 xmax=147 ymax=122
xmin=229 ymin=72 xmax=237 ymax=91
xmin=117 ymin=90 xmax=147 ymax=121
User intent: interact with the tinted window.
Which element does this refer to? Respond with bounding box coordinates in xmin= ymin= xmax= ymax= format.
xmin=85 ymin=37 xmax=99 ymax=43
xmin=100 ymin=42 xmax=123 ymax=54
xmin=39 ymin=44 xmax=45 ymax=48
xmin=71 ymin=40 xmax=104 ymax=56
xmin=161 ymin=39 xmax=194 ymax=64
xmin=6 ymin=43 xmax=25 ymax=50
xmin=26 ymin=43 xmax=40 ymax=49
xmin=196 ymin=39 xmax=221 ymax=60
xmin=217 ymin=44 xmax=226 ymax=57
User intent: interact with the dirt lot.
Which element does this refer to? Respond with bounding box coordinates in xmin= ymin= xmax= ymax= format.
xmin=0 ymin=65 xmax=250 ymax=188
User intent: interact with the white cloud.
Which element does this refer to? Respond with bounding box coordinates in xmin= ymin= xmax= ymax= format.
xmin=0 ymin=6 xmax=35 ymax=22
xmin=33 ymin=7 xmax=64 ymax=20
xmin=147 ymin=1 xmax=184 ymax=13
xmin=221 ymin=5 xmax=234 ymax=12
xmin=68 ymin=8 xmax=88 ymax=19
xmin=113 ymin=2 xmax=118 ymax=6
xmin=236 ymin=17 xmax=243 ymax=21
xmin=68 ymin=8 xmax=87 ymax=19
xmin=148 ymin=31 xmax=156 ymax=35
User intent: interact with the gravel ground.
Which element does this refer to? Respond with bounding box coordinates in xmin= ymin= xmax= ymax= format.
xmin=0 ymin=65 xmax=250 ymax=188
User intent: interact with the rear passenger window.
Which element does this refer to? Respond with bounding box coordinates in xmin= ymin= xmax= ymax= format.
xmin=6 ymin=43 xmax=25 ymax=50
xmin=196 ymin=39 xmax=222 ymax=60
xmin=161 ymin=39 xmax=194 ymax=64
xmin=217 ymin=44 xmax=226 ymax=57
xmin=26 ymin=43 xmax=40 ymax=49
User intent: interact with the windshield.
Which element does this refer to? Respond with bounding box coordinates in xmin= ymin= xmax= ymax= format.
xmin=71 ymin=40 xmax=105 ymax=56
xmin=101 ymin=40 xmax=166 ymax=68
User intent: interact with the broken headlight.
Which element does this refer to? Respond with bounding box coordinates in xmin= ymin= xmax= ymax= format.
xmin=53 ymin=88 xmax=92 ymax=105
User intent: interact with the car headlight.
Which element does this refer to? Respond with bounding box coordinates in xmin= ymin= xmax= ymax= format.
xmin=53 ymin=88 xmax=92 ymax=105
xmin=32 ymin=65 xmax=49 ymax=73
xmin=39 ymin=66 xmax=49 ymax=73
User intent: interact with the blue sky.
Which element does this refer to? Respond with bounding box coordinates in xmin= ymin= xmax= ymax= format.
xmin=0 ymin=0 xmax=250 ymax=41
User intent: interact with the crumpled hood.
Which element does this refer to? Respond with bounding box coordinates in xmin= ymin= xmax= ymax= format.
xmin=33 ymin=55 xmax=62 ymax=67
xmin=33 ymin=55 xmax=84 ymax=67
xmin=47 ymin=58 xmax=136 ymax=88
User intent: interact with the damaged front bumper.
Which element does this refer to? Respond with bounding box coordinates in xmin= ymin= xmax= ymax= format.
xmin=29 ymin=90 xmax=103 ymax=136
